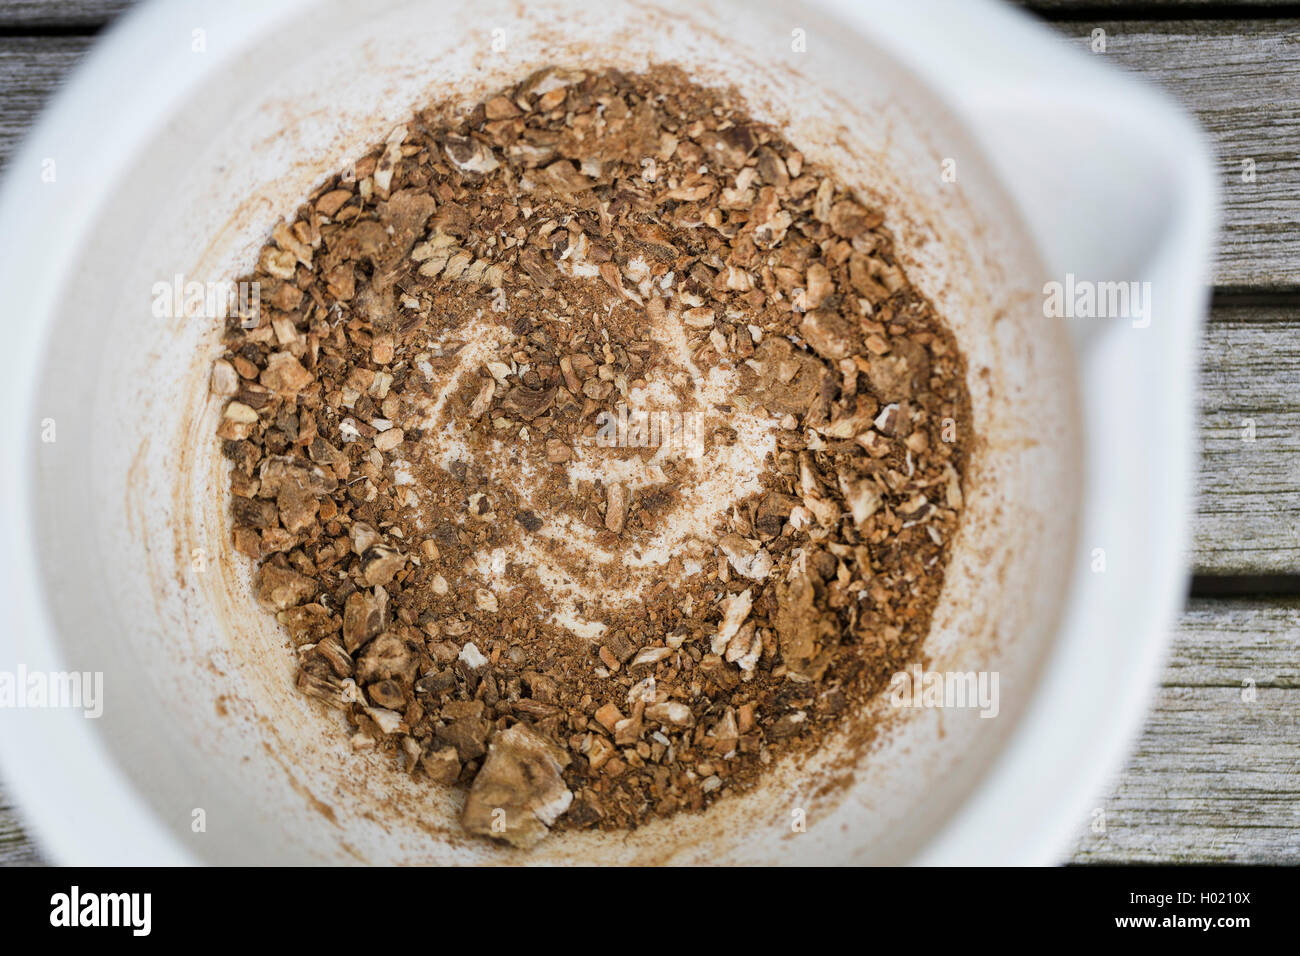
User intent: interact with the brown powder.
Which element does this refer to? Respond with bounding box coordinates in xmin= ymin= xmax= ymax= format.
xmin=212 ymin=65 xmax=971 ymax=847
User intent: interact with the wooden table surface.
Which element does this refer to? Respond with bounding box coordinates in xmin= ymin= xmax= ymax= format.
xmin=1 ymin=0 xmax=1297 ymax=866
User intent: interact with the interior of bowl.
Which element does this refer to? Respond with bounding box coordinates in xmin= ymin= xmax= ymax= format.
xmin=25 ymin=0 xmax=1080 ymax=863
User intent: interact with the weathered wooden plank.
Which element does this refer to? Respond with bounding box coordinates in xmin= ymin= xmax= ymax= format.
xmin=0 ymin=36 xmax=88 ymax=169
xmin=1052 ymin=21 xmax=1300 ymax=290
xmin=1195 ymin=303 xmax=1300 ymax=574
xmin=0 ymin=0 xmax=129 ymax=29
xmin=1069 ymin=598 xmax=1300 ymax=863
xmin=0 ymin=780 xmax=46 ymax=865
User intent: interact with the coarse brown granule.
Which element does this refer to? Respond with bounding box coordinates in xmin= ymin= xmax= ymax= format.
xmin=213 ymin=65 xmax=972 ymax=848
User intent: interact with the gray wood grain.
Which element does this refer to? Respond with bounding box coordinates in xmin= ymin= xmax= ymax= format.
xmin=0 ymin=780 xmax=46 ymax=865
xmin=0 ymin=36 xmax=88 ymax=172
xmin=1196 ymin=304 xmax=1300 ymax=574
xmin=1069 ymin=598 xmax=1300 ymax=863
xmin=1052 ymin=20 xmax=1300 ymax=291
xmin=0 ymin=0 xmax=129 ymax=29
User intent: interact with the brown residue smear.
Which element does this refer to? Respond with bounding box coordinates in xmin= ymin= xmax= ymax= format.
xmin=212 ymin=66 xmax=971 ymax=847
xmin=261 ymin=741 xmax=340 ymax=828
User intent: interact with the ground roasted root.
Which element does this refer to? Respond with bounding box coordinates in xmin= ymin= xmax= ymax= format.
xmin=213 ymin=65 xmax=972 ymax=845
